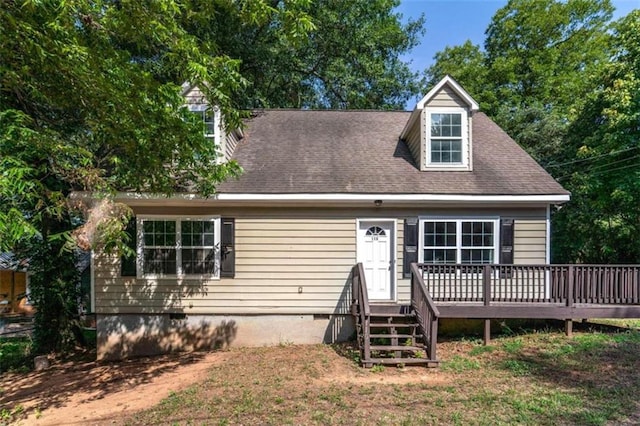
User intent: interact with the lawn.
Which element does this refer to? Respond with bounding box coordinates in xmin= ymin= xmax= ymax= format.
xmin=0 ymin=337 xmax=31 ymax=374
xmin=124 ymin=325 xmax=640 ymax=426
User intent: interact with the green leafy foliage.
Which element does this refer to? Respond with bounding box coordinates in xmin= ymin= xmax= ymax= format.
xmin=1 ymin=0 xmax=424 ymax=353
xmin=207 ymin=0 xmax=424 ymax=109
xmin=0 ymin=0 xmax=310 ymax=352
xmin=425 ymin=0 xmax=638 ymax=263
xmin=553 ymin=10 xmax=640 ymax=263
xmin=484 ymin=0 xmax=613 ymax=117
xmin=422 ymin=41 xmax=489 ymax=104
xmin=0 ymin=337 xmax=32 ymax=373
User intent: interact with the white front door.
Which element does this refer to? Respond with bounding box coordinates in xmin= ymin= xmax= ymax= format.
xmin=357 ymin=220 xmax=395 ymax=301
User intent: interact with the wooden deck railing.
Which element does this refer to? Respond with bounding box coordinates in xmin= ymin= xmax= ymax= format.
xmin=410 ymin=263 xmax=440 ymax=361
xmin=416 ymin=264 xmax=640 ymax=306
xmin=351 ymin=263 xmax=370 ymax=363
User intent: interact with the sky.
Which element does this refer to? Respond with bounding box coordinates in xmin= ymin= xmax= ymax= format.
xmin=395 ymin=0 xmax=640 ymax=105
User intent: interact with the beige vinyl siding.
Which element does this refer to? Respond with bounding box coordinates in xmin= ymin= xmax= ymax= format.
xmin=184 ymin=85 xmax=237 ymax=162
xmin=424 ymin=86 xmax=468 ymax=108
xmin=95 ymin=216 xmax=356 ymax=315
xmin=403 ymin=113 xmax=423 ymax=168
xmin=513 ymin=219 xmax=547 ymax=264
xmin=184 ymin=86 xmax=205 ymax=105
xmin=224 ymin=131 xmax=240 ymax=161
xmin=94 ymin=207 xmax=550 ymax=314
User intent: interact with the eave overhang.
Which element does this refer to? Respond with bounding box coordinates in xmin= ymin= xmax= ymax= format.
xmin=72 ymin=191 xmax=571 ymax=209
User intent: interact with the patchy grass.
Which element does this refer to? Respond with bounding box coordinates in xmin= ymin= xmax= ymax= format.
xmin=588 ymin=318 xmax=640 ymax=329
xmin=120 ymin=327 xmax=640 ymax=426
xmin=0 ymin=337 xmax=31 ymax=373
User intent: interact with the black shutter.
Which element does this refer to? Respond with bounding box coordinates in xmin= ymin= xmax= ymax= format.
xmin=220 ymin=218 xmax=235 ymax=278
xmin=500 ymin=218 xmax=514 ymax=265
xmin=403 ymin=218 xmax=419 ymax=278
xmin=120 ymin=217 xmax=137 ymax=276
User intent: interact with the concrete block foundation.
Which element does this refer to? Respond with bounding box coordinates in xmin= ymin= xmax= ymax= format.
xmin=97 ymin=313 xmax=355 ymax=360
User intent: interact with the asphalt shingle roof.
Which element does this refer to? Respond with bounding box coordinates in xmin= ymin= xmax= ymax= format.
xmin=217 ymin=109 xmax=568 ymax=196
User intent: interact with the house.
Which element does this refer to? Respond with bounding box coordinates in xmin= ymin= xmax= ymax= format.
xmin=91 ymin=76 xmax=571 ymax=360
xmin=0 ymin=253 xmax=31 ymax=315
xmin=0 ymin=251 xmax=92 ymax=318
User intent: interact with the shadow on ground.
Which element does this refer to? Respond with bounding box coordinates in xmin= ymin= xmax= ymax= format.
xmin=0 ymin=350 xmax=209 ymax=416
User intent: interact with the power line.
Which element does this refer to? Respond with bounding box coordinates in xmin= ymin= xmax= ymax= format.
xmin=557 ymin=162 xmax=640 ymax=181
xmin=546 ymin=146 xmax=640 ymax=168
xmin=580 ymin=154 xmax=640 ymax=173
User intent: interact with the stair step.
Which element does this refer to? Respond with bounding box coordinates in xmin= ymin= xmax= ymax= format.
xmin=370 ymin=345 xmax=424 ymax=351
xmin=370 ymin=312 xmax=414 ymax=318
xmin=366 ymin=358 xmax=438 ymax=366
xmin=370 ymin=323 xmax=419 ymax=328
xmin=369 ymin=334 xmax=414 ymax=339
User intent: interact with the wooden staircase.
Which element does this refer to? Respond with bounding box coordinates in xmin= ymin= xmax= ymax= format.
xmin=351 ymin=301 xmax=440 ymax=366
xmin=360 ymin=304 xmax=437 ymax=367
xmin=351 ymin=262 xmax=439 ymax=368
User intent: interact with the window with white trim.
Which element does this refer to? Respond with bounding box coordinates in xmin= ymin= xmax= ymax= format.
xmin=420 ymin=219 xmax=498 ymax=264
xmin=425 ymin=108 xmax=469 ymax=168
xmin=138 ymin=217 xmax=220 ymax=278
xmin=190 ymin=107 xmax=216 ymax=144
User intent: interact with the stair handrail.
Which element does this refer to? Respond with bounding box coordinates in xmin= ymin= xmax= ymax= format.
xmin=351 ymin=262 xmax=371 ymax=363
xmin=410 ymin=262 xmax=440 ymax=361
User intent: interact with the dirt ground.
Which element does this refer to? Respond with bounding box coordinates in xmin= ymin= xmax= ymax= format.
xmin=2 ymin=329 xmax=639 ymax=425
xmin=1 ymin=351 xmax=229 ymax=425
xmin=1 ymin=345 xmax=446 ymax=426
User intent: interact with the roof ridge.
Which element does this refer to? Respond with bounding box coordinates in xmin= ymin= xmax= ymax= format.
xmin=250 ymin=108 xmax=412 ymax=113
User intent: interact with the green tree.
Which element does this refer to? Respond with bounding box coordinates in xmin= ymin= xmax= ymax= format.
xmin=484 ymin=0 xmax=613 ymax=117
xmin=1 ymin=0 xmax=425 ymax=352
xmin=424 ymin=0 xmax=613 ymax=145
xmin=552 ymin=11 xmax=640 ymax=263
xmin=188 ymin=0 xmax=424 ymax=109
xmin=422 ymin=41 xmax=489 ymax=104
xmin=0 ymin=0 xmax=310 ymax=352
xmin=424 ymin=0 xmax=639 ymax=263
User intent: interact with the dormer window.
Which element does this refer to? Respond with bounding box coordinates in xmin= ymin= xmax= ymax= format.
xmin=430 ymin=112 xmax=463 ymax=164
xmin=426 ymin=108 xmax=469 ymax=168
xmin=189 ymin=106 xmax=217 ymax=144
xmin=400 ymin=76 xmax=478 ymax=172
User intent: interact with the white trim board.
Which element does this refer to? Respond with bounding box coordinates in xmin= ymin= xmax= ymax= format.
xmin=71 ymin=192 xmax=570 ymax=205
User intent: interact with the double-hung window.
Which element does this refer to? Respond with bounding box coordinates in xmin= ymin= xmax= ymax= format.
xmin=190 ymin=107 xmax=216 ymax=144
xmin=187 ymin=102 xmax=217 ymax=146
xmin=420 ymin=219 xmax=498 ymax=265
xmin=138 ymin=217 xmax=220 ymax=278
xmin=426 ymin=108 xmax=468 ymax=168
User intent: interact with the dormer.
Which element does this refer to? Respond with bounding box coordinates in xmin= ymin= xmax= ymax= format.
xmin=401 ymin=76 xmax=479 ymax=172
xmin=181 ymin=83 xmax=242 ymax=163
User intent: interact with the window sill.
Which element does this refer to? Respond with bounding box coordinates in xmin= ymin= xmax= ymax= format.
xmin=423 ymin=164 xmax=471 ymax=172
xmin=137 ymin=274 xmax=221 ymax=281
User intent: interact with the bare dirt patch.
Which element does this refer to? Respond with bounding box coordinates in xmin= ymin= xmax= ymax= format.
xmin=1 ymin=351 xmax=229 ymax=425
xmin=3 ymin=344 xmax=450 ymax=425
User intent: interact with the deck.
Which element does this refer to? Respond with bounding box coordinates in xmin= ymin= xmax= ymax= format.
xmin=351 ymin=263 xmax=640 ymax=367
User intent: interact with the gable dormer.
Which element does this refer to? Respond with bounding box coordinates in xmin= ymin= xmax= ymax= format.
xmin=401 ymin=76 xmax=479 ymax=172
xmin=181 ymin=83 xmax=242 ymax=163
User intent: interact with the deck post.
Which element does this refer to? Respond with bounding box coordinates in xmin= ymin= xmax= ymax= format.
xmin=565 ymin=319 xmax=573 ymax=337
xmin=565 ymin=265 xmax=574 ymax=337
xmin=483 ymin=265 xmax=492 ymax=306
xmin=566 ymin=265 xmax=574 ymax=308
xmin=482 ymin=266 xmax=492 ymax=345
xmin=430 ymin=317 xmax=438 ymax=360
xmin=483 ymin=319 xmax=491 ymax=345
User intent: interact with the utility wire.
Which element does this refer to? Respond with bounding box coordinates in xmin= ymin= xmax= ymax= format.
xmin=574 ymin=154 xmax=640 ymax=173
xmin=546 ymin=146 xmax=640 ymax=168
xmin=557 ymin=162 xmax=640 ymax=181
